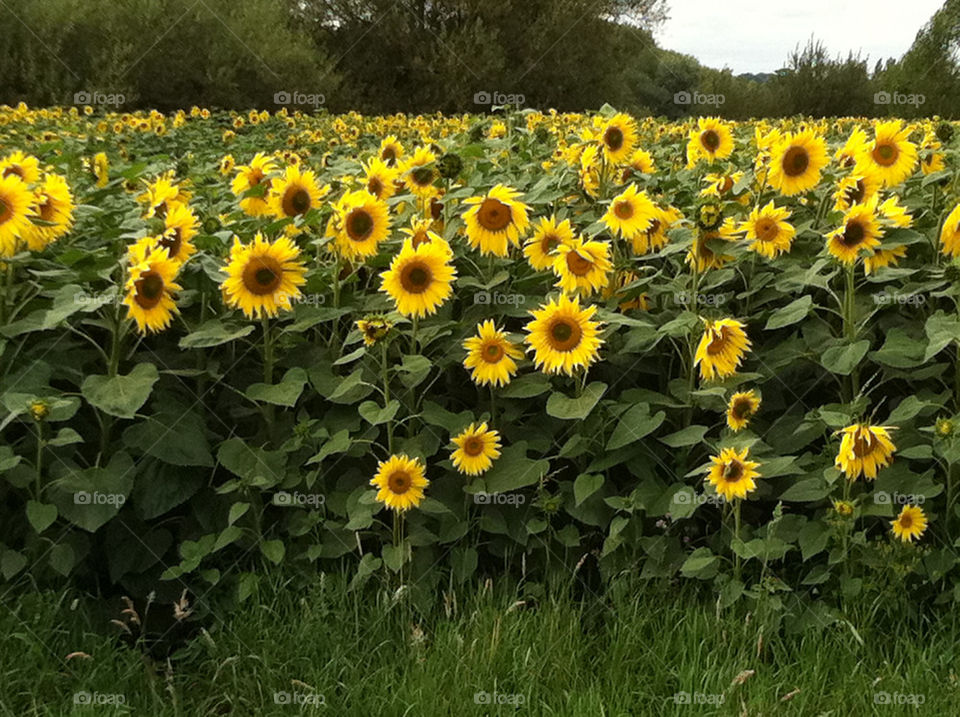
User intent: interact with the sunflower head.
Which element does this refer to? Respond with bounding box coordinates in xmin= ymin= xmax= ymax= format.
xmin=835 ymin=423 xmax=897 ymax=481
xmin=123 ymin=237 xmax=183 ymax=334
xmin=463 ymin=320 xmax=523 ymax=387
xmin=462 ymin=184 xmax=531 ymax=257
xmin=524 ymin=293 xmax=604 ymax=376
xmin=891 ymin=505 xmax=927 ymax=543
xmin=451 ymin=422 xmax=502 ymax=476
xmin=694 ymin=318 xmax=751 ymax=381
xmin=356 ymin=315 xmax=393 ymax=347
xmin=370 ymin=454 xmax=428 ymax=512
xmin=706 ymin=446 xmax=761 ymax=502
xmin=726 ymin=390 xmax=760 ymax=432
xmin=220 ymin=232 xmax=307 ymax=319
xmin=380 ymin=239 xmax=457 ymax=318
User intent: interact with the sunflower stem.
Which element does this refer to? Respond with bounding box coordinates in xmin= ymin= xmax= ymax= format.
xmin=489 ymin=386 xmax=497 ymax=427
xmin=733 ymin=499 xmax=742 ymax=581
xmin=34 ymin=421 xmax=44 ymax=500
xmin=381 ymin=341 xmax=394 ymax=453
xmin=843 ymin=263 xmax=860 ymax=401
xmin=683 ymin=257 xmax=701 ymax=427
xmin=0 ymin=260 xmax=13 ymax=325
xmin=262 ymin=314 xmax=276 ymax=438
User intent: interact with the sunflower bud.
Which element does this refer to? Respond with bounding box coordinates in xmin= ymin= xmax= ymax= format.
xmin=29 ymin=399 xmax=50 ymax=422
xmin=936 ymin=121 xmax=954 ymax=144
xmin=831 ymin=499 xmax=854 ymax=517
xmin=437 ymin=152 xmax=462 ymax=180
xmin=696 ymin=201 xmax=723 ymax=231
xmin=202 ymin=216 xmax=220 ymax=235
xmin=936 ymin=417 xmax=955 ymax=438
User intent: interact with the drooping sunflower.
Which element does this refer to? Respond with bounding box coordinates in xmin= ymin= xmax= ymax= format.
xmin=370 ymin=454 xmax=428 ymax=512
xmin=269 ymin=165 xmax=329 ymax=222
xmin=739 ymin=201 xmax=795 ymax=259
xmin=834 ymin=423 xmax=897 ymax=480
xmin=706 ymin=447 xmax=761 ymax=502
xmin=687 ymin=220 xmax=737 ymax=272
xmin=826 ymin=199 xmax=882 ymax=265
xmin=380 ymin=239 xmax=457 ymax=318
xmin=356 ymin=316 xmax=393 ymax=347
xmin=0 ymin=150 xmax=41 ymax=184
xmin=232 ymin=152 xmax=278 ymax=216
xmin=602 ymin=184 xmax=656 ymax=240
xmin=694 ymin=318 xmax=751 ymax=381
xmin=450 ymin=422 xmax=502 ymax=476
xmin=832 ymin=170 xmax=881 ymax=212
xmin=462 ymin=320 xmax=523 ymax=387
xmin=158 ymin=202 xmax=198 ymax=264
xmin=524 ymin=293 xmax=604 ymax=376
xmin=768 ymin=129 xmax=829 ymax=196
xmin=221 ymin=232 xmax=307 ymax=319
xmin=524 ymin=215 xmax=574 ymax=271
xmin=378 ymin=135 xmax=404 ymax=167
xmin=940 ymin=204 xmax=960 ymax=258
xmin=122 ymin=237 xmax=182 ymax=334
xmin=23 ymin=173 xmax=74 ymax=251
xmin=864 ymin=246 xmax=907 ymax=275
xmin=553 ymin=237 xmax=612 ymax=297
xmin=361 ymin=157 xmax=398 ymax=201
xmin=399 ymin=217 xmax=453 ymax=260
xmin=92 ymin=152 xmax=109 ymax=188
xmin=400 ymin=147 xmax=439 ymax=199
xmin=601 ymin=269 xmax=649 ymax=312
xmin=462 ymin=184 xmax=530 ymax=257
xmin=686 ymin=117 xmax=734 ymax=165
xmin=0 ymin=174 xmax=35 ymax=256
xmin=631 ymin=205 xmax=682 ymax=255
xmin=599 ymin=113 xmax=637 ymax=164
xmin=332 ymin=190 xmax=391 ymax=260
xmin=891 ymin=505 xmax=928 ymax=543
xmin=856 ymin=120 xmax=917 ymax=188
xmin=620 ymin=148 xmax=656 ymax=181
xmin=726 ymin=390 xmax=761 ymax=432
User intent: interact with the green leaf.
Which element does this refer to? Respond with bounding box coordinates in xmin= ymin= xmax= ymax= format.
xmin=546 ymin=382 xmax=607 ymax=420
xmin=81 ymin=363 xmax=159 ymax=419
xmin=382 ymin=544 xmax=406 ymax=572
xmin=780 ymin=478 xmax=831 ymax=502
xmin=2 ymin=550 xmax=27 ymax=580
xmin=924 ymin=312 xmax=960 ymax=361
xmin=659 ymin=425 xmax=707 ymax=448
xmin=218 ymin=439 xmax=286 ymax=487
xmin=765 ymin=295 xmax=812 ymax=330
xmin=228 ymin=502 xmax=250 ymax=525
xmin=680 ymin=548 xmax=719 ymax=579
xmin=246 ymin=367 xmax=308 ymax=407
xmin=606 ymin=404 xmax=665 ymax=451
xmin=26 ymin=501 xmax=57 ymax=533
xmin=179 ymin=320 xmax=255 ymax=349
xmin=574 ymin=474 xmax=605 ymax=506
xmin=820 ymin=341 xmax=870 ymax=376
xmin=499 ymin=374 xmax=551 ymax=398
xmin=50 ymin=452 xmax=135 ymax=532
xmin=482 ymin=442 xmax=550 ymax=493
xmin=358 ymin=400 xmax=400 ymax=426
xmin=307 ymin=429 xmax=352 ymax=465
xmin=48 ymin=544 xmax=75 ymax=576
xmin=123 ymin=410 xmax=213 ymax=466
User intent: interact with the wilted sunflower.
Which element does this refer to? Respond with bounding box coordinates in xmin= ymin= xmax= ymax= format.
xmin=553 ymin=237 xmax=612 ymax=296
xmin=832 ymin=170 xmax=881 ymax=212
xmin=630 ymin=205 xmax=681 ymax=255
xmin=694 ymin=318 xmax=751 ymax=381
xmin=23 ymin=174 xmax=74 ymax=251
xmin=739 ymin=201 xmax=795 ymax=259
xmin=891 ymin=505 xmax=927 ymax=543
xmin=463 ymin=320 xmax=523 ymax=387
xmin=400 ymin=147 xmax=439 ymax=199
xmin=380 ymin=239 xmax=456 ymax=318
xmin=0 ymin=151 xmax=40 ymax=184
xmin=826 ymin=199 xmax=882 ymax=265
xmin=0 ymin=174 xmax=35 ymax=256
xmin=835 ymin=423 xmax=896 ymax=481
xmin=940 ymin=204 xmax=960 ymax=258
xmin=221 ymin=232 xmax=307 ymax=319
xmin=687 ymin=117 xmax=734 ymax=165
xmin=599 ymin=113 xmax=637 ymax=164
xmin=525 ymin=293 xmax=603 ymax=376
xmin=726 ymin=390 xmax=760 ymax=432
xmin=768 ymin=129 xmax=829 ymax=196
xmin=602 ymin=270 xmax=648 ymax=312
xmin=332 ymin=190 xmax=390 ymax=260
xmin=451 ymin=422 xmax=502 ymax=476
xmin=524 ymin=215 xmax=574 ymax=271
xmin=232 ymin=152 xmax=277 ymax=216
xmin=370 ymin=454 xmax=428 ymax=512
xmin=602 ymin=184 xmax=656 ymax=240
xmin=269 ymin=164 xmax=329 ymax=221
xmin=158 ymin=202 xmax=198 ymax=264
xmin=687 ymin=221 xmax=737 ymax=272
xmin=857 ymin=120 xmax=917 ymax=187
xmin=361 ymin=157 xmax=398 ymax=201
xmin=123 ymin=237 xmax=182 ymax=334
xmin=706 ymin=446 xmax=761 ymax=502
xmin=378 ymin=135 xmax=404 ymax=167
xmin=356 ymin=316 xmax=393 ymax=347
xmin=462 ymin=184 xmax=530 ymax=257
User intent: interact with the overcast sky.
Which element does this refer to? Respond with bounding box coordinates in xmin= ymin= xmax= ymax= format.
xmin=658 ymin=0 xmax=946 ymax=74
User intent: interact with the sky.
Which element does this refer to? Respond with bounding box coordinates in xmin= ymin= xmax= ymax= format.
xmin=658 ymin=0 xmax=946 ymax=74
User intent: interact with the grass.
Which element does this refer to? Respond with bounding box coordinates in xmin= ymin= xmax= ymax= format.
xmin=0 ymin=572 xmax=957 ymax=715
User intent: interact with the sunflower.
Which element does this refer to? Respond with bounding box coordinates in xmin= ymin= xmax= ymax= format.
xmin=221 ymin=232 xmax=307 ymax=319
xmin=864 ymin=246 xmax=907 ymax=275
xmin=687 ymin=220 xmax=737 ymax=272
xmin=523 ymin=215 xmax=574 ymax=271
xmin=694 ymin=318 xmax=751 ymax=381
xmin=879 ymin=196 xmax=912 ymax=228
xmin=399 ymin=217 xmax=453 ymax=260
xmin=451 ymin=422 xmax=502 ymax=476
xmin=891 ymin=505 xmax=928 ymax=543
xmin=940 ymin=204 xmax=960 ymax=258
xmin=726 ymin=390 xmax=760 ymax=432
xmin=599 ymin=113 xmax=637 ymax=164
xmin=139 ymin=175 xmax=187 ymax=219
xmin=462 ymin=184 xmax=530 ymax=257
xmin=857 ymin=120 xmax=917 ymax=187
xmin=23 ymin=173 xmax=74 ymax=251
xmin=158 ymin=202 xmax=198 ymax=264
xmin=739 ymin=201 xmax=795 ymax=259
xmin=232 ymin=152 xmax=277 ymax=216
xmin=400 ymin=147 xmax=439 ymax=199
xmin=553 ymin=237 xmax=612 ymax=296
xmin=706 ymin=447 xmax=761 ymax=502
xmin=356 ymin=316 xmax=393 ymax=347
xmin=269 ymin=164 xmax=329 ymax=222
xmin=835 ymin=127 xmax=868 ymax=167
xmin=219 ymin=155 xmax=235 ymax=175
xmin=463 ymin=320 xmax=523 ymax=387
xmin=620 ymin=148 xmax=656 ymax=181
xmin=93 ymin=152 xmax=109 ymax=187
xmin=768 ymin=129 xmax=829 ymax=196
xmin=380 ymin=239 xmax=456 ymax=318
xmin=602 ymin=270 xmax=648 ymax=312
xmin=0 ymin=174 xmax=35 ymax=256
xmin=370 ymin=454 xmax=428 ymax=512
xmin=832 ymin=170 xmax=881 ymax=212
xmin=378 ymin=135 xmax=404 ymax=167
xmin=826 ymin=199 xmax=882 ymax=265
xmin=602 ymin=184 xmax=656 ymax=240
xmin=700 ymin=171 xmax=744 ymax=198
xmin=332 ymin=190 xmax=391 ymax=260
xmin=361 ymin=157 xmax=398 ymax=201
xmin=122 ymin=237 xmax=182 ymax=334
xmin=922 ymin=152 xmax=946 ymax=175
xmin=0 ymin=151 xmax=41 ymax=184
xmin=834 ymin=424 xmax=897 ymax=480
xmin=579 ymin=144 xmax=601 ymax=198
xmin=630 ymin=205 xmax=681 ymax=255
xmin=524 ymin=293 xmax=603 ymax=376
xmin=687 ymin=117 xmax=734 ymax=165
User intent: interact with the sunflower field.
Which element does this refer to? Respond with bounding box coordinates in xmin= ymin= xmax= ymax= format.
xmin=2 ymin=103 xmax=960 ymax=619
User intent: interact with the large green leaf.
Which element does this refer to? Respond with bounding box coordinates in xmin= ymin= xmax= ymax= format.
xmin=606 ymin=404 xmax=666 ymax=451
xmin=82 ymin=363 xmax=159 ymax=419
xmin=546 ymin=382 xmax=606 ymax=420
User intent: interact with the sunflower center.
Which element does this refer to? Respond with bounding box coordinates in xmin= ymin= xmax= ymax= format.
xmin=367 ymin=177 xmax=383 ymax=196
xmin=706 ymin=327 xmax=729 ymax=355
xmin=382 ymin=147 xmax=397 ymax=165
xmin=477 ymin=198 xmax=512 ymax=232
xmin=782 ymin=146 xmax=810 ymax=177
xmin=845 ymin=180 xmax=866 ymax=205
xmin=842 ymin=221 xmax=866 ymax=248
xmin=411 ymin=230 xmax=430 ymax=248
xmin=540 ymin=233 xmax=559 ymax=253
xmin=158 ymin=229 xmax=182 ymax=258
xmin=604 ymin=127 xmax=624 ymax=152
xmin=248 ymin=169 xmax=263 ymax=186
xmin=873 ymin=142 xmax=899 ymax=167
xmin=482 ymin=341 xmax=504 ymax=363
xmin=37 ymin=197 xmax=55 ymax=222
xmin=720 ymin=176 xmax=734 ymax=193
xmin=852 ymin=432 xmax=875 ymax=458
xmin=134 ymin=271 xmax=164 ymax=309
xmin=399 ymin=261 xmax=432 ymax=294
xmin=565 ymin=250 xmax=594 ymax=276
xmin=242 ymin=256 xmax=284 ymax=296
xmin=614 ymin=200 xmax=634 ymax=220
xmin=2 ymin=166 xmax=24 ymax=180
xmin=283 ymin=187 xmax=311 ymax=216
xmin=732 ymin=399 xmax=753 ymax=419
xmin=700 ymin=130 xmax=720 ymax=152
xmin=463 ymin=437 xmax=485 ymax=457
xmin=388 ymin=470 xmax=411 ymax=494
xmin=346 ymin=209 xmax=374 ymax=241
xmin=900 ymin=515 xmax=913 ymax=529
xmin=548 ymin=318 xmax=583 ymax=352
xmin=755 ymin=219 xmax=779 ymax=242
xmin=723 ymin=460 xmax=744 ymax=482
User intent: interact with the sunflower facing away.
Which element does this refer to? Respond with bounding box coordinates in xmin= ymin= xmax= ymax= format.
xmin=726 ymin=390 xmax=761 ymax=432
xmin=599 ymin=113 xmax=637 ymax=164
xmin=370 ymin=454 xmax=428 ymax=512
xmin=939 ymin=203 xmax=960 ymax=258
xmin=602 ymin=184 xmax=656 ymax=241
xmin=221 ymin=232 xmax=307 ymax=319
xmin=0 ymin=150 xmax=41 ymax=184
xmin=158 ymin=202 xmax=198 ymax=264
xmin=380 ymin=239 xmax=457 ymax=318
xmin=400 ymin=217 xmax=453 ymax=260
xmin=694 ymin=318 xmax=751 ymax=381
xmin=553 ymin=237 xmax=613 ymax=296
xmin=462 ymin=320 xmax=523 ymax=387
xmin=891 ymin=505 xmax=927 ymax=543
xmin=525 ymin=293 xmax=603 ymax=376
xmin=269 ymin=164 xmax=329 ymax=222
xmin=332 ymin=190 xmax=391 ymax=260
xmin=706 ymin=447 xmax=761 ymax=502
xmin=739 ymin=201 xmax=795 ymax=259
xmin=768 ymin=129 xmax=829 ymax=196
xmin=24 ymin=173 xmax=74 ymax=251
xmin=524 ymin=215 xmax=574 ymax=271
xmin=361 ymin=157 xmax=398 ymax=201
xmin=630 ymin=205 xmax=681 ymax=255
xmin=0 ymin=174 xmax=35 ymax=256
xmin=123 ymin=237 xmax=182 ymax=334
xmin=232 ymin=152 xmax=277 ymax=216
xmin=462 ymin=184 xmax=530 ymax=257
xmin=401 ymin=147 xmax=439 ymax=199
xmin=687 ymin=117 xmax=734 ymax=165
xmin=826 ymin=199 xmax=882 ymax=265
xmin=451 ymin=422 xmax=502 ymax=476
xmin=835 ymin=423 xmax=897 ymax=481
xmin=857 ymin=120 xmax=917 ymax=188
